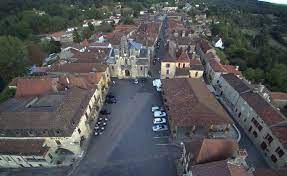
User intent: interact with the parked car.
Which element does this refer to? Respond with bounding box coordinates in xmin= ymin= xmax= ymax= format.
xmin=100 ymin=109 xmax=111 ymax=115
xmin=153 ymin=118 xmax=167 ymax=124
xmin=105 ymin=98 xmax=117 ymax=104
xmin=139 ymin=78 xmax=147 ymax=83
xmin=151 ymin=106 xmax=164 ymax=112
xmin=106 ymin=93 xmax=115 ymax=99
xmin=152 ymin=124 xmax=168 ymax=132
xmin=134 ymin=79 xmax=139 ymax=84
xmin=154 ymin=110 xmax=166 ymax=117
xmin=94 ymin=126 xmax=105 ymax=136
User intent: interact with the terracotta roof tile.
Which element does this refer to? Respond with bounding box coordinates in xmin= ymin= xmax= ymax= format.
xmin=209 ymin=59 xmax=226 ymax=72
xmin=48 ymin=63 xmax=107 ymax=73
xmin=190 ymin=160 xmax=250 ymax=176
xmin=177 ymin=51 xmax=190 ymax=61
xmin=184 ymin=139 xmax=239 ymax=166
xmin=241 ymin=92 xmax=286 ymax=127
xmin=162 ymin=78 xmax=233 ymax=127
xmin=271 ymin=92 xmax=287 ymax=100
xmin=221 ymin=74 xmax=251 ymax=93
xmin=0 ymin=139 xmax=49 ymax=156
xmin=254 ymin=168 xmax=287 ymax=176
xmin=222 ymin=65 xmax=242 ymax=76
xmin=270 ymin=126 xmax=287 ymax=149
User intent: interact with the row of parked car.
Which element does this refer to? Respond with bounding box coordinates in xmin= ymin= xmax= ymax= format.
xmin=94 ymin=93 xmax=116 ymax=136
xmin=152 ymin=106 xmax=168 ymax=132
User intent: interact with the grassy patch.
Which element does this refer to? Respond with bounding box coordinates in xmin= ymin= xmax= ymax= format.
xmin=215 ymin=48 xmax=229 ymax=64
xmin=0 ymin=88 xmax=16 ymax=103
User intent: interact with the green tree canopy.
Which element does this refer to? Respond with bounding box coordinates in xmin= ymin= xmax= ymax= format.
xmin=73 ymin=29 xmax=81 ymax=43
xmin=0 ymin=36 xmax=28 ymax=84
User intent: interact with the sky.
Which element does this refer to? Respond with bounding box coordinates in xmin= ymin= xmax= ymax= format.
xmin=259 ymin=0 xmax=287 ymax=5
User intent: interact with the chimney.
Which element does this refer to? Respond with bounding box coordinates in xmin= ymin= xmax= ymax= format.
xmin=182 ymin=30 xmax=186 ymax=37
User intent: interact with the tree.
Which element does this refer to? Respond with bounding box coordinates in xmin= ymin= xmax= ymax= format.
xmin=120 ymin=17 xmax=134 ymax=25
xmin=266 ymin=64 xmax=287 ymax=92
xmin=244 ymin=68 xmax=264 ymax=83
xmin=88 ymin=22 xmax=95 ymax=31
xmin=0 ymin=36 xmax=28 ymax=84
xmin=48 ymin=38 xmax=61 ymax=54
xmin=82 ymin=27 xmax=93 ymax=40
xmin=73 ymin=29 xmax=81 ymax=43
xmin=27 ymin=43 xmax=45 ymax=66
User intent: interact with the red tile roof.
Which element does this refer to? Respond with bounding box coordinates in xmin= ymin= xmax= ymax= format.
xmin=209 ymin=59 xmax=226 ymax=72
xmin=270 ymin=126 xmax=287 ymax=149
xmin=198 ymin=40 xmax=212 ymax=53
xmin=15 ymin=77 xmax=56 ymax=98
xmin=254 ymin=168 xmax=287 ymax=176
xmin=0 ymin=139 xmax=49 ymax=156
xmin=222 ymin=65 xmax=242 ymax=76
xmin=185 ymin=139 xmax=239 ymax=166
xmin=190 ymin=59 xmax=202 ymax=65
xmin=48 ymin=63 xmax=107 ymax=73
xmin=177 ymin=51 xmax=190 ymax=62
xmin=241 ymin=92 xmax=286 ymax=127
xmin=271 ymin=92 xmax=287 ymax=100
xmin=190 ymin=160 xmax=251 ymax=176
xmin=162 ymin=78 xmax=233 ymax=127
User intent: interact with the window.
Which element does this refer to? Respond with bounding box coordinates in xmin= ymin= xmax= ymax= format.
xmin=94 ymin=95 xmax=97 ymax=102
xmin=78 ymin=128 xmax=81 ymax=134
xmin=6 ymin=157 xmax=11 ymax=161
xmin=166 ymin=64 xmax=170 ymax=68
xmin=89 ymin=105 xmax=92 ymax=111
xmin=275 ymin=147 xmax=285 ymax=158
xmin=235 ymin=108 xmax=238 ymax=112
xmin=238 ymin=112 xmax=241 ymax=118
xmin=195 ymin=72 xmax=198 ymax=77
xmin=17 ymin=158 xmax=21 ymax=162
xmin=111 ymin=66 xmax=114 ymax=70
xmin=183 ymin=63 xmax=185 ymax=68
xmin=29 ymin=164 xmax=33 ymax=167
xmin=251 ymin=118 xmax=263 ymax=131
xmin=55 ymin=140 xmax=61 ymax=145
xmin=85 ymin=112 xmax=88 ymax=119
xmin=166 ymin=70 xmax=169 ymax=75
xmin=216 ymin=80 xmax=219 ymax=84
xmin=48 ymin=153 xmax=53 ymax=160
xmin=265 ymin=134 xmax=273 ymax=144
xmin=248 ymin=126 xmax=252 ymax=132
xmin=271 ymin=155 xmax=277 ymax=163
xmin=140 ymin=66 xmax=143 ymax=71
xmin=39 ymin=164 xmax=43 ymax=167
xmin=253 ymin=131 xmax=258 ymax=138
xmin=178 ymin=63 xmax=181 ymax=67
xmin=260 ymin=142 xmax=267 ymax=150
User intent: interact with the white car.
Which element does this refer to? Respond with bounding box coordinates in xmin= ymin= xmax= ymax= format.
xmin=151 ymin=106 xmax=164 ymax=112
xmin=153 ymin=118 xmax=167 ymax=124
xmin=156 ymin=86 xmax=162 ymax=92
xmin=154 ymin=110 xmax=166 ymax=117
xmin=152 ymin=124 xmax=168 ymax=132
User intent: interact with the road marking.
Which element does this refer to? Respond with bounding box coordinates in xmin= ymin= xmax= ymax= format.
xmin=153 ymin=136 xmax=169 ymax=139
xmin=155 ymin=143 xmax=171 ymax=146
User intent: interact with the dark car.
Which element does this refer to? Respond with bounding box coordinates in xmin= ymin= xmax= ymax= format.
xmin=139 ymin=78 xmax=147 ymax=83
xmin=105 ymin=98 xmax=117 ymax=104
xmin=100 ymin=109 xmax=111 ymax=115
xmin=106 ymin=93 xmax=115 ymax=99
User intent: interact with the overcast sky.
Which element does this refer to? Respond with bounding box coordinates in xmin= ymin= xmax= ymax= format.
xmin=259 ymin=0 xmax=287 ymax=4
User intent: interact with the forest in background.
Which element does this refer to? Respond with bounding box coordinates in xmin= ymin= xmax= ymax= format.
xmin=189 ymin=0 xmax=287 ymax=92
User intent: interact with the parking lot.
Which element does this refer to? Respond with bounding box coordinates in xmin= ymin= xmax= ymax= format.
xmin=0 ymin=79 xmax=179 ymax=176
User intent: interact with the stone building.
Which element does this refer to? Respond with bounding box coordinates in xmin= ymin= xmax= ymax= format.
xmin=215 ymin=73 xmax=287 ymax=169
xmin=110 ymin=36 xmax=150 ymax=79
xmin=0 ymin=65 xmax=110 ymax=168
xmin=161 ymin=78 xmax=238 ymax=139
xmin=160 ymin=51 xmax=203 ymax=79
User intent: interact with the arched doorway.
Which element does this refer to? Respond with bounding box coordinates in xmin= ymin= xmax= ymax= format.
xmin=125 ymin=70 xmax=130 ymax=77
